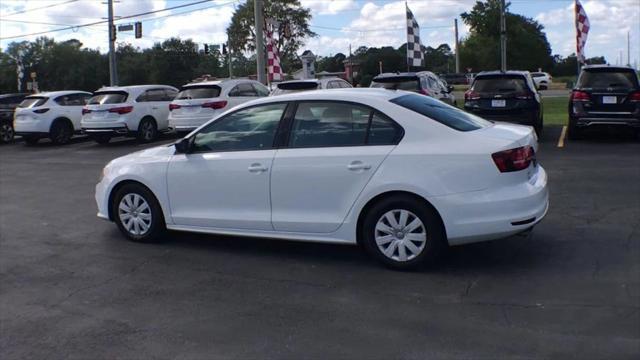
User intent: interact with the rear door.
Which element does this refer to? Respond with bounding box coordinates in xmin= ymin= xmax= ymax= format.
xmin=270 ymin=101 xmax=402 ymax=233
xmin=227 ymin=83 xmax=260 ymax=108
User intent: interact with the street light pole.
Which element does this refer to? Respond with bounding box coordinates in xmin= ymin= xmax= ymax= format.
xmin=454 ymin=18 xmax=460 ymax=73
xmin=107 ymin=0 xmax=118 ymax=86
xmin=254 ymin=0 xmax=266 ymax=84
xmin=500 ymin=0 xmax=507 ymax=72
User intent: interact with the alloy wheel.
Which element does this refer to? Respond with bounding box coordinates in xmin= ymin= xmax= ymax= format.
xmin=375 ymin=209 xmax=427 ymax=262
xmin=118 ymin=193 xmax=152 ymax=236
xmin=0 ymin=123 xmax=14 ymax=143
xmin=141 ymin=121 xmax=155 ymax=141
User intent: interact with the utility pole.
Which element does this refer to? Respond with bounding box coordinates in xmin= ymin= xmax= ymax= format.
xmin=454 ymin=18 xmax=460 ymax=73
xmin=499 ymin=0 xmax=507 ymax=72
xmin=228 ymin=40 xmax=233 ymax=78
xmin=254 ymin=0 xmax=266 ymax=84
xmin=107 ymin=0 xmax=118 ymax=86
xmin=627 ymin=31 xmax=630 ymax=66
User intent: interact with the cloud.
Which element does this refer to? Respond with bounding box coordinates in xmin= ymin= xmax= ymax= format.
xmin=301 ymin=0 xmax=358 ymax=15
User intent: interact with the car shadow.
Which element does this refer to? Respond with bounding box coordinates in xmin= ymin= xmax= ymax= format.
xmin=574 ymin=126 xmax=639 ymax=143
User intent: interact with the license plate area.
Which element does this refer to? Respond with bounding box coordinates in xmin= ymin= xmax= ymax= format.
xmin=602 ymin=96 xmax=617 ymax=104
xmin=491 ymin=99 xmax=506 ymax=107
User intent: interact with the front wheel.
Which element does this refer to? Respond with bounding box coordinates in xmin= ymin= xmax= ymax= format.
xmin=0 ymin=121 xmax=14 ymax=143
xmin=112 ymin=183 xmax=165 ymax=243
xmin=361 ymin=196 xmax=446 ymax=270
xmin=50 ymin=120 xmax=73 ymax=145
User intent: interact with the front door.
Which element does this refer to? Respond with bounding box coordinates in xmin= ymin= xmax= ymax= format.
xmin=167 ymin=102 xmax=288 ymax=230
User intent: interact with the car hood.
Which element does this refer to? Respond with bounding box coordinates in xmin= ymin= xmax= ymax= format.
xmin=108 ymin=144 xmax=176 ymax=167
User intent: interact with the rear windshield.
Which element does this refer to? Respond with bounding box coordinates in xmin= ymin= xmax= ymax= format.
xmin=88 ymin=91 xmax=128 ymax=105
xmin=18 ymin=97 xmax=48 ymax=108
xmin=390 ymin=93 xmax=491 ymax=131
xmin=472 ymin=76 xmax=528 ymax=93
xmin=271 ymin=83 xmax=319 ymax=96
xmin=577 ymin=69 xmax=639 ymax=90
xmin=176 ymin=85 xmax=221 ymax=100
xmin=371 ymin=78 xmax=420 ymax=91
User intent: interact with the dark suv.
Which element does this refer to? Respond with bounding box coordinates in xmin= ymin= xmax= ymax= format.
xmin=370 ymin=72 xmax=456 ymax=105
xmin=464 ymin=71 xmax=543 ymax=133
xmin=568 ymin=65 xmax=640 ymax=139
xmin=0 ymin=93 xmax=29 ymax=143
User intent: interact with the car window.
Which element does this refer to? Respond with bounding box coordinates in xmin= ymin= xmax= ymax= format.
xmin=371 ymin=79 xmax=420 ymax=91
xmin=368 ymin=112 xmax=402 ymax=145
xmin=289 ymin=102 xmax=371 ymax=148
xmin=253 ymin=83 xmax=270 ymax=97
xmin=340 ymin=81 xmax=352 ymax=88
xmin=229 ymin=83 xmax=258 ymax=97
xmin=577 ymin=69 xmax=639 ymax=89
xmin=18 ymin=97 xmax=48 ymax=108
xmin=55 ymin=93 xmax=88 ymax=106
xmin=176 ymin=85 xmax=221 ymax=99
xmin=138 ymin=89 xmax=167 ymax=102
xmin=390 ymin=93 xmax=491 ymax=131
xmin=472 ymin=76 xmax=528 ymax=93
xmin=164 ymin=88 xmax=178 ymax=101
xmin=192 ymin=103 xmax=286 ymax=152
xmin=89 ymin=91 xmax=128 ymax=105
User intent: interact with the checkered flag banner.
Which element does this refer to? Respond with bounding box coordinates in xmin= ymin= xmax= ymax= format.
xmin=266 ymin=27 xmax=283 ymax=82
xmin=406 ymin=4 xmax=424 ymax=67
xmin=575 ymin=0 xmax=590 ymax=64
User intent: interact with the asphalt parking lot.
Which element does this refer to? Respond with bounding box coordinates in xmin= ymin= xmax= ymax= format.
xmin=1 ymin=127 xmax=639 ymax=359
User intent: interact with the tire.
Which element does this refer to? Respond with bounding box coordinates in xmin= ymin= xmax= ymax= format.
xmin=112 ymin=183 xmax=165 ymax=243
xmin=92 ymin=134 xmax=111 ymax=144
xmin=23 ymin=135 xmax=39 ymax=145
xmin=361 ymin=195 xmax=446 ymax=270
xmin=137 ymin=118 xmax=158 ymax=143
xmin=49 ymin=119 xmax=73 ymax=145
xmin=534 ymin=113 xmax=543 ymax=136
xmin=0 ymin=120 xmax=14 ymax=143
xmin=567 ymin=119 xmax=582 ymax=140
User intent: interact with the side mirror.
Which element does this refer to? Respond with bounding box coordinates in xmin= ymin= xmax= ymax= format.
xmin=174 ymin=137 xmax=191 ymax=154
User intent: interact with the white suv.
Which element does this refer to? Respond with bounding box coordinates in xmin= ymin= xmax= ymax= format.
xmin=168 ymin=79 xmax=269 ymax=133
xmin=13 ymin=91 xmax=92 ymax=145
xmin=531 ymin=72 xmax=552 ymax=90
xmin=81 ymin=85 xmax=178 ymax=144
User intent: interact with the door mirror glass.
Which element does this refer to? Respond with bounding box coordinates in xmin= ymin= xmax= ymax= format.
xmin=174 ymin=137 xmax=191 ymax=154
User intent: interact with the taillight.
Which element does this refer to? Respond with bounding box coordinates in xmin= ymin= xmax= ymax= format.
xmin=515 ymin=92 xmax=533 ymax=100
xmin=571 ymin=90 xmax=590 ymax=102
xmin=629 ymin=91 xmax=640 ymax=102
xmin=33 ymin=108 xmax=49 ymax=114
xmin=201 ymin=101 xmax=227 ymax=109
xmin=491 ymin=146 xmax=534 ymax=173
xmin=82 ymin=108 xmax=91 ymax=115
xmin=108 ymin=106 xmax=133 ymax=114
xmin=465 ymin=90 xmax=480 ymax=100
xmin=169 ymin=103 xmax=181 ymax=111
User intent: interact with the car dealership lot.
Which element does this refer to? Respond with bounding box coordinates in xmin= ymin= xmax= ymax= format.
xmin=1 ymin=129 xmax=638 ymax=359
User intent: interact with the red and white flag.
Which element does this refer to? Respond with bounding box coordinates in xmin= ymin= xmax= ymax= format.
xmin=266 ymin=28 xmax=283 ymax=82
xmin=575 ymin=0 xmax=590 ymax=64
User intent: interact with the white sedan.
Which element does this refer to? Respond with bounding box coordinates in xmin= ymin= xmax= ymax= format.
xmin=95 ymin=89 xmax=548 ymax=269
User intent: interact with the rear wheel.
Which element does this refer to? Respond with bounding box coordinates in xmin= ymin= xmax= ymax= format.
xmin=137 ymin=118 xmax=158 ymax=143
xmin=112 ymin=183 xmax=165 ymax=243
xmin=49 ymin=119 xmax=73 ymax=145
xmin=361 ymin=195 xmax=446 ymax=270
xmin=92 ymin=134 xmax=111 ymax=144
xmin=23 ymin=135 xmax=39 ymax=145
xmin=0 ymin=121 xmax=14 ymax=143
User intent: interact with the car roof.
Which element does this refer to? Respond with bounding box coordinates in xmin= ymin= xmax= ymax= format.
xmin=476 ymin=70 xmax=531 ymax=77
xmin=96 ymin=84 xmax=178 ymax=92
xmin=278 ymin=79 xmax=321 ymax=84
xmin=373 ymin=71 xmax=436 ymax=80
xmin=582 ymin=64 xmax=636 ymax=71
xmin=181 ymin=78 xmax=260 ymax=88
xmin=0 ymin=93 xmax=29 ymax=98
xmin=248 ymin=88 xmax=402 ymax=106
xmin=26 ymin=90 xmax=91 ymax=97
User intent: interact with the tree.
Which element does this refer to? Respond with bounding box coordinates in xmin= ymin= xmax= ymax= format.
xmin=459 ymin=0 xmax=553 ymax=72
xmin=317 ymin=53 xmax=346 ymax=73
xmin=551 ymin=53 xmax=607 ymax=77
xmin=226 ymin=0 xmax=316 ymax=72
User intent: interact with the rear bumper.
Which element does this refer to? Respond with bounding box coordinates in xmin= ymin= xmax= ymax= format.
xmin=81 ymin=124 xmax=129 ymax=135
xmin=433 ymin=165 xmax=549 ymax=246
xmin=573 ymin=115 xmax=640 ymax=128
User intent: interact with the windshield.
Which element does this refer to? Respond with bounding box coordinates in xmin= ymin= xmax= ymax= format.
xmin=176 ymin=85 xmax=222 ymax=100
xmin=88 ymin=91 xmax=128 ymax=105
xmin=390 ymin=93 xmax=491 ymax=131
xmin=472 ymin=76 xmax=528 ymax=93
xmin=371 ymin=79 xmax=420 ymax=91
xmin=18 ymin=97 xmax=47 ymax=108
xmin=577 ymin=69 xmax=639 ymax=89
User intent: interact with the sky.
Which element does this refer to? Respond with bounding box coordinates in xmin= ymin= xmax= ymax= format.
xmin=1 ymin=0 xmax=639 ymax=69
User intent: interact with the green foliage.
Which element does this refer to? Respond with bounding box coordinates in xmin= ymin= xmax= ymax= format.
xmin=459 ymin=0 xmax=553 ymax=72
xmin=226 ymin=0 xmax=315 ymax=72
xmin=551 ymin=53 xmax=606 ymax=77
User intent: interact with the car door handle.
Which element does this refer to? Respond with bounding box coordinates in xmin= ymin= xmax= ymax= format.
xmin=348 ymin=161 xmax=371 ymax=171
xmin=248 ymin=163 xmax=268 ymax=173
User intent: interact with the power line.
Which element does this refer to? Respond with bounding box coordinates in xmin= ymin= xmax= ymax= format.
xmin=0 ymin=0 xmax=219 ymax=41
xmin=310 ymin=24 xmax=452 ymax=33
xmin=0 ymin=0 xmax=81 ymax=17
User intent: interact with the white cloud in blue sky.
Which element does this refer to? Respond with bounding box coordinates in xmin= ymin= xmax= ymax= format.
xmin=1 ymin=0 xmax=639 ymax=68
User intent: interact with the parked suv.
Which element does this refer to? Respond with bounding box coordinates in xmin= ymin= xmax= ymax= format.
xmin=0 ymin=93 xmax=28 ymax=143
xmin=531 ymin=72 xmax=552 ymax=90
xmin=81 ymin=85 xmax=178 ymax=144
xmin=270 ymin=77 xmax=352 ymax=96
xmin=169 ymin=79 xmax=269 ymax=133
xmin=13 ymin=91 xmax=91 ymax=145
xmin=370 ymin=72 xmax=456 ymax=105
xmin=568 ymin=65 xmax=640 ymax=139
xmin=464 ymin=71 xmax=543 ymax=133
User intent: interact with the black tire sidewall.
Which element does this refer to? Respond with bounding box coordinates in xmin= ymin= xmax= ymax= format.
xmin=137 ymin=118 xmax=157 ymax=143
xmin=112 ymin=183 xmax=165 ymax=243
xmin=50 ymin=120 xmax=72 ymax=144
xmin=0 ymin=121 xmax=14 ymax=143
xmin=362 ymin=196 xmax=446 ymax=270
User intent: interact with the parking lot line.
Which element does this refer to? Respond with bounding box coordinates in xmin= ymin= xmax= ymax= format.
xmin=557 ymin=126 xmax=567 ymax=148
